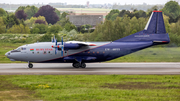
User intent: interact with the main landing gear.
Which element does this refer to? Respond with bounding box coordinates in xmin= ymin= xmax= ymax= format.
xmin=28 ymin=61 xmax=33 ymax=68
xmin=72 ymin=62 xmax=86 ymax=68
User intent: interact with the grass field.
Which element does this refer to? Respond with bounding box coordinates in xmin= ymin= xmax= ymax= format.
xmin=108 ymin=47 xmax=180 ymax=62
xmin=0 ymin=75 xmax=180 ymax=101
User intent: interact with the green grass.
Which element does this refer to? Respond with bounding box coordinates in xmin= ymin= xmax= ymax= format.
xmin=0 ymin=75 xmax=179 ymax=101
xmin=108 ymin=47 xmax=180 ymax=62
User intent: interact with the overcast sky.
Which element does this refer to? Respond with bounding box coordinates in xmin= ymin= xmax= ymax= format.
xmin=0 ymin=0 xmax=174 ymax=5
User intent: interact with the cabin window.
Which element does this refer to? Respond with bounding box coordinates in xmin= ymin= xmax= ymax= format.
xmin=37 ymin=52 xmax=39 ymax=54
xmin=32 ymin=52 xmax=34 ymax=54
xmin=48 ymin=51 xmax=50 ymax=54
xmin=44 ymin=51 xmax=46 ymax=54
xmin=21 ymin=47 xmax=26 ymax=50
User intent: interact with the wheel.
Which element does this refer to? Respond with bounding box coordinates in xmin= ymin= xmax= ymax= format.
xmin=81 ymin=62 xmax=86 ymax=68
xmin=28 ymin=64 xmax=33 ymax=68
xmin=72 ymin=62 xmax=81 ymax=68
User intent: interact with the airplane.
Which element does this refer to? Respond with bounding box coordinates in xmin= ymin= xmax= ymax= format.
xmin=5 ymin=11 xmax=170 ymax=68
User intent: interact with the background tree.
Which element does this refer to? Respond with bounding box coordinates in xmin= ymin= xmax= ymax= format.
xmin=47 ymin=25 xmax=62 ymax=34
xmin=25 ymin=16 xmax=48 ymax=27
xmin=162 ymin=1 xmax=180 ymax=23
xmin=35 ymin=20 xmax=47 ymax=25
xmin=24 ymin=6 xmax=38 ymax=19
xmin=34 ymin=5 xmax=59 ymax=24
xmin=106 ymin=9 xmax=120 ymax=20
xmin=60 ymin=12 xmax=68 ymax=20
xmin=16 ymin=6 xmax=26 ymax=12
xmin=0 ymin=8 xmax=7 ymax=17
xmin=30 ymin=24 xmax=48 ymax=34
xmin=64 ymin=23 xmax=77 ymax=32
xmin=56 ymin=18 xmax=71 ymax=27
xmin=119 ymin=10 xmax=131 ymax=17
xmin=38 ymin=33 xmax=53 ymax=42
xmin=0 ymin=17 xmax=6 ymax=34
xmin=15 ymin=10 xmax=27 ymax=20
xmin=133 ymin=10 xmax=147 ymax=19
xmin=4 ymin=14 xmax=20 ymax=29
xmin=55 ymin=8 xmax=61 ymax=18
xmin=7 ymin=24 xmax=30 ymax=34
xmin=77 ymin=24 xmax=93 ymax=33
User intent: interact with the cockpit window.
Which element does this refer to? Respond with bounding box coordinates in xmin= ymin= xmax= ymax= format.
xmin=11 ymin=47 xmax=26 ymax=53
xmin=11 ymin=48 xmax=21 ymax=53
xmin=16 ymin=48 xmax=21 ymax=51
xmin=21 ymin=47 xmax=26 ymax=50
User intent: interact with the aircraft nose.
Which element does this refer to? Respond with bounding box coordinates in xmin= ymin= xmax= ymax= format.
xmin=5 ymin=52 xmax=10 ymax=57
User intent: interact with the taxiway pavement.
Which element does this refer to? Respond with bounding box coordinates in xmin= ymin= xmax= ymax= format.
xmin=0 ymin=63 xmax=180 ymax=75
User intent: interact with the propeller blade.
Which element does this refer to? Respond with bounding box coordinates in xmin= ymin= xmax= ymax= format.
xmin=61 ymin=47 xmax=63 ymax=57
xmin=54 ymin=35 xmax=56 ymax=42
xmin=61 ymin=37 xmax=64 ymax=57
xmin=55 ymin=47 xmax=58 ymax=54
xmin=51 ymin=37 xmax=54 ymax=42
xmin=61 ymin=37 xmax=63 ymax=45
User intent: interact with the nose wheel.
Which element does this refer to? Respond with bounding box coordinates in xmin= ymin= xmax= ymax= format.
xmin=72 ymin=62 xmax=86 ymax=68
xmin=28 ymin=62 xmax=33 ymax=68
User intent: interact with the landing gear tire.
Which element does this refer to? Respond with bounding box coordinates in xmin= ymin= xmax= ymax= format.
xmin=73 ymin=62 xmax=81 ymax=68
xmin=81 ymin=62 xmax=86 ymax=68
xmin=28 ymin=64 xmax=33 ymax=68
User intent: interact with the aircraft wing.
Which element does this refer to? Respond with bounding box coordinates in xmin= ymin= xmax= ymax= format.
xmin=66 ymin=41 xmax=96 ymax=46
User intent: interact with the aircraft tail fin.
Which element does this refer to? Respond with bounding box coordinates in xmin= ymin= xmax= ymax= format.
xmin=114 ymin=10 xmax=170 ymax=44
xmin=144 ymin=10 xmax=166 ymax=34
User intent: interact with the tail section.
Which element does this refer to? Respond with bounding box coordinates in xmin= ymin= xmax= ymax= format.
xmin=114 ymin=10 xmax=170 ymax=44
xmin=144 ymin=11 xmax=166 ymax=34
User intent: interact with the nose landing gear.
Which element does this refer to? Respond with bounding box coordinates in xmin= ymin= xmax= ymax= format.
xmin=28 ymin=61 xmax=33 ymax=68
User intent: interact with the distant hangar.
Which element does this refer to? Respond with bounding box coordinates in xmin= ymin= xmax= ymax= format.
xmin=67 ymin=15 xmax=103 ymax=27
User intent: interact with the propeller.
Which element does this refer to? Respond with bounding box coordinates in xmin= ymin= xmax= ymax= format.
xmin=51 ymin=36 xmax=64 ymax=56
xmin=61 ymin=37 xmax=64 ymax=57
xmin=55 ymin=38 xmax=58 ymax=54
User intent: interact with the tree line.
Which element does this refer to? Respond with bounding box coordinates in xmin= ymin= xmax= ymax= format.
xmin=0 ymin=5 xmax=92 ymax=35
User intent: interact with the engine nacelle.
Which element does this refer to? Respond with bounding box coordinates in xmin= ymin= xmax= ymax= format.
xmin=58 ymin=43 xmax=81 ymax=50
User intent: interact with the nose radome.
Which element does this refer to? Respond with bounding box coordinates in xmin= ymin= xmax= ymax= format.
xmin=5 ymin=52 xmax=10 ymax=57
xmin=5 ymin=52 xmax=8 ymax=56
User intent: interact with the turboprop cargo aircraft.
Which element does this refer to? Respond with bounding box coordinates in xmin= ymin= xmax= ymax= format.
xmin=5 ymin=11 xmax=170 ymax=68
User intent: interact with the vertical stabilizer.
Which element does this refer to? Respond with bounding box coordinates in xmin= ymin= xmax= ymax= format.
xmin=144 ymin=10 xmax=166 ymax=34
xmin=114 ymin=10 xmax=170 ymax=43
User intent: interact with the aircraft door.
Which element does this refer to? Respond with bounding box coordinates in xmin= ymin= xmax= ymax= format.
xmin=21 ymin=48 xmax=28 ymax=61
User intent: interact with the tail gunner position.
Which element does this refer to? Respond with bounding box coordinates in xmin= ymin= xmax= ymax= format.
xmin=5 ymin=11 xmax=170 ymax=68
